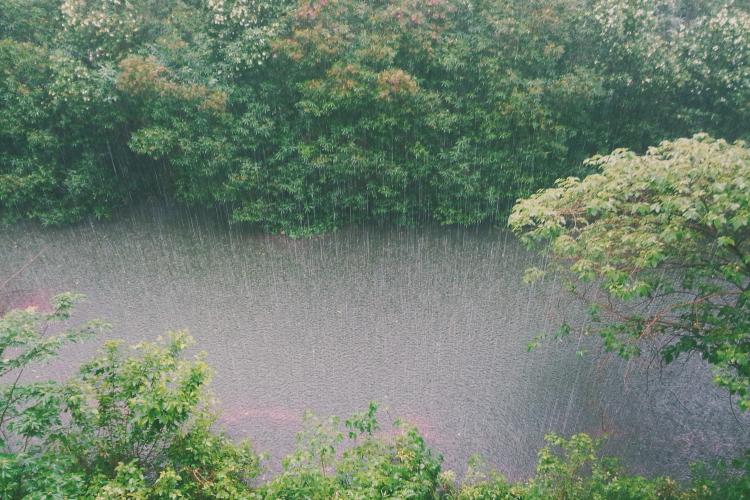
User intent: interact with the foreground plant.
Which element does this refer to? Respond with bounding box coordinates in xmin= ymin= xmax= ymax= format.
xmin=259 ymin=402 xmax=443 ymax=499
xmin=1 ymin=295 xmax=747 ymax=497
xmin=0 ymin=298 xmax=260 ymax=498
xmin=0 ymin=293 xmax=107 ymax=456
xmin=510 ymin=134 xmax=750 ymax=409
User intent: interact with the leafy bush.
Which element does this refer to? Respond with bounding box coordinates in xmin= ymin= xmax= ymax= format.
xmin=0 ymin=296 xmax=260 ymax=498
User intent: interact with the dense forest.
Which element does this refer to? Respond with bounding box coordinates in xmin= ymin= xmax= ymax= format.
xmin=2 ymin=0 xmax=750 ymax=498
xmin=1 ymin=0 xmax=748 ymax=234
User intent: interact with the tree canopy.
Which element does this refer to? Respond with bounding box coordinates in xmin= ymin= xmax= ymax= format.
xmin=510 ymin=134 xmax=750 ymax=410
xmin=1 ymin=0 xmax=748 ymax=233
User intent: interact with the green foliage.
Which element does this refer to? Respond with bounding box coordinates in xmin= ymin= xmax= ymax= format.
xmin=0 ymin=38 xmax=129 ymax=225
xmin=57 ymin=332 xmax=262 ymax=498
xmin=261 ymin=402 xmax=442 ymax=498
xmin=524 ymin=433 xmax=679 ymax=499
xmin=228 ymin=0 xmax=607 ymax=231
xmin=0 ymin=297 xmax=747 ymax=497
xmin=442 ymin=454 xmax=512 ymax=499
xmin=0 ymin=293 xmax=108 ymax=498
xmin=583 ymin=0 xmax=750 ymax=148
xmin=0 ymin=0 xmax=62 ymax=45
xmin=1 ymin=1 xmax=748 ymax=232
xmin=0 ymin=300 xmax=260 ymax=498
xmin=688 ymin=451 xmax=750 ymax=499
xmin=510 ymin=135 xmax=750 ymax=410
xmin=440 ymin=434 xmax=687 ymax=499
xmin=0 ymin=293 xmax=108 ymax=454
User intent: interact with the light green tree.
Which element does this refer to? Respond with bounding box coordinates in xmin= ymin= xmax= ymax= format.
xmin=0 ymin=296 xmax=261 ymax=498
xmin=510 ymin=134 xmax=750 ymax=409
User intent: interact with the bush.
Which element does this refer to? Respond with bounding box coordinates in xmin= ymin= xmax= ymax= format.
xmin=0 ymin=296 xmax=260 ymax=497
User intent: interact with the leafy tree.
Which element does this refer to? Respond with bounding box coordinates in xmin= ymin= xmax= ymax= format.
xmin=0 ymin=293 xmax=108 ymax=497
xmin=55 ymin=331 xmax=262 ymax=498
xmin=0 ymin=298 xmax=261 ymax=498
xmin=510 ymin=134 xmax=750 ymax=409
xmin=0 ymin=38 xmax=131 ymax=225
xmin=59 ymin=0 xmax=178 ymax=62
xmin=2 ymin=0 xmax=748 ymax=233
xmin=0 ymin=293 xmax=107 ymax=455
xmin=583 ymin=0 xmax=750 ymax=150
xmin=0 ymin=0 xmax=62 ymax=45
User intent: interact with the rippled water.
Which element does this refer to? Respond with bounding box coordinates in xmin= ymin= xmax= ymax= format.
xmin=1 ymin=205 xmax=747 ymax=479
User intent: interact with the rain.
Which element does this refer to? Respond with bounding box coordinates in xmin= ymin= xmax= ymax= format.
xmin=2 ymin=203 xmax=746 ymax=480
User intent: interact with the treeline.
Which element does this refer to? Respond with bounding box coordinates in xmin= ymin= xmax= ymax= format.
xmin=0 ymin=299 xmax=747 ymax=498
xmin=0 ymin=0 xmax=748 ymax=234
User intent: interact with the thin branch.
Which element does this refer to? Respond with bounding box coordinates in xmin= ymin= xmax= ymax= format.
xmin=0 ymin=247 xmax=47 ymax=292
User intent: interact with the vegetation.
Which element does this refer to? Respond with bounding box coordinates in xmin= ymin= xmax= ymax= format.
xmin=0 ymin=297 xmax=259 ymax=498
xmin=1 ymin=0 xmax=749 ymax=233
xmin=0 ymin=295 xmax=748 ymax=498
xmin=1 ymin=0 xmax=749 ymax=497
xmin=510 ymin=135 xmax=750 ymax=412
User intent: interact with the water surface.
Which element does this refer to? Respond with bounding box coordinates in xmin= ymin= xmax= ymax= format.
xmin=2 ymin=205 xmax=747 ymax=479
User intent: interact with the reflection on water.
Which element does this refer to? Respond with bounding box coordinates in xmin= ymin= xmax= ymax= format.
xmin=1 ymin=204 xmax=747 ymax=479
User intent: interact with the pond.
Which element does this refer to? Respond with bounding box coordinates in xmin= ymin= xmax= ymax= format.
xmin=1 ymin=204 xmax=747 ymax=480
